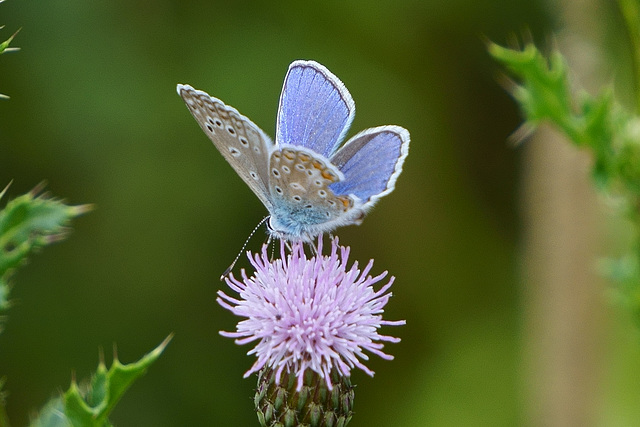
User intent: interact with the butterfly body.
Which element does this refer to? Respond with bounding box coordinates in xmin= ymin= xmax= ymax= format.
xmin=178 ymin=60 xmax=410 ymax=242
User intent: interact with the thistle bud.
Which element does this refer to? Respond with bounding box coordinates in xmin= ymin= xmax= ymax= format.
xmin=255 ymin=367 xmax=354 ymax=427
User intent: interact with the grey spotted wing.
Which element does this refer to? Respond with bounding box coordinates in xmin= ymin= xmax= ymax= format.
xmin=177 ymin=84 xmax=273 ymax=209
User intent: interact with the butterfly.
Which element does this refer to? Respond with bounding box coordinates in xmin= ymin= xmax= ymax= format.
xmin=177 ymin=60 xmax=410 ymax=242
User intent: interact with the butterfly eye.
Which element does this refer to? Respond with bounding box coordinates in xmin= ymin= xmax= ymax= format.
xmin=206 ymin=124 xmax=214 ymax=133
xmin=272 ymin=168 xmax=281 ymax=178
xmin=229 ymin=147 xmax=241 ymax=157
xmin=293 ymin=195 xmax=302 ymax=202
xmin=282 ymin=165 xmax=291 ymax=174
xmin=250 ymin=171 xmax=259 ymax=180
xmin=314 ymin=180 xmax=322 ymax=187
xmin=274 ymin=186 xmax=283 ymax=194
xmin=227 ymin=126 xmax=236 ymax=135
xmin=295 ymin=164 xmax=305 ymax=172
xmin=214 ymin=119 xmax=223 ymax=127
xmin=318 ymin=189 xmax=327 ymax=197
xmin=239 ymin=137 xmax=249 ymax=147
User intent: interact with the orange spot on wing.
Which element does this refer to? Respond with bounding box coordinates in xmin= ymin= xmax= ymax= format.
xmin=321 ymin=170 xmax=337 ymax=182
xmin=312 ymin=160 xmax=324 ymax=170
xmin=338 ymin=196 xmax=352 ymax=209
xmin=298 ymin=153 xmax=311 ymax=163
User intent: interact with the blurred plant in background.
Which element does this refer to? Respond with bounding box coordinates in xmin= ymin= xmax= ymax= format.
xmin=0 ymin=183 xmax=169 ymax=426
xmin=490 ymin=0 xmax=640 ymax=322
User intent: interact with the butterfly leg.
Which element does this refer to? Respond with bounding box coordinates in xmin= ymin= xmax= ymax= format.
xmin=308 ymin=240 xmax=320 ymax=257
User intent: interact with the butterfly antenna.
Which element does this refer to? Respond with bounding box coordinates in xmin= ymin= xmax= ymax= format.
xmin=220 ymin=216 xmax=270 ymax=281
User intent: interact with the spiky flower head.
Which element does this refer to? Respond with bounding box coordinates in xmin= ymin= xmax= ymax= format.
xmin=217 ymin=236 xmax=405 ymax=391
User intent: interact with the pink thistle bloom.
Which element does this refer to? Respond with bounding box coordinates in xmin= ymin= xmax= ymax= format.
xmin=217 ymin=237 xmax=405 ymax=391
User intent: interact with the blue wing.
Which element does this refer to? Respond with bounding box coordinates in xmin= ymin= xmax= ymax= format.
xmin=329 ymin=125 xmax=410 ymax=206
xmin=276 ymin=60 xmax=355 ymax=158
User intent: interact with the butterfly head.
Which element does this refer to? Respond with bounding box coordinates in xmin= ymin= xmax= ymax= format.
xmin=265 ymin=202 xmax=367 ymax=243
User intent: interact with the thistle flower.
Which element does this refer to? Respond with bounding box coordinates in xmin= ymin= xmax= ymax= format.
xmin=217 ymin=236 xmax=404 ymax=389
xmin=217 ymin=236 xmax=404 ymax=426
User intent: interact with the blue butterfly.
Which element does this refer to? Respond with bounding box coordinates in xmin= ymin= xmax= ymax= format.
xmin=177 ymin=60 xmax=410 ymax=242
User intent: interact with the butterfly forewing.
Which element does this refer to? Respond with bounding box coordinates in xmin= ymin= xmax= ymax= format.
xmin=276 ymin=60 xmax=355 ymax=159
xmin=178 ymin=84 xmax=273 ymax=209
xmin=330 ymin=125 xmax=410 ymax=207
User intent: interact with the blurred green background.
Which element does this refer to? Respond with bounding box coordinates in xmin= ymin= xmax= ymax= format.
xmin=2 ymin=0 xmax=640 ymax=426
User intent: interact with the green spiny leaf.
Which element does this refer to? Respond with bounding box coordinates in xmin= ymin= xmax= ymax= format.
xmin=0 ymin=183 xmax=92 ymax=277
xmin=94 ymin=337 xmax=171 ymax=418
xmin=0 ymin=183 xmax=91 ymax=331
xmin=489 ymin=43 xmax=580 ymax=141
xmin=30 ymin=397 xmax=70 ymax=427
xmin=0 ymin=24 xmax=20 ymax=99
xmin=31 ymin=336 xmax=172 ymax=427
xmin=0 ymin=27 xmax=20 ymax=55
xmin=488 ymin=42 xmax=633 ymax=188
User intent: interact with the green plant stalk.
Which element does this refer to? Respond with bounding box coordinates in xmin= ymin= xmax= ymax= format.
xmin=618 ymin=0 xmax=640 ymax=113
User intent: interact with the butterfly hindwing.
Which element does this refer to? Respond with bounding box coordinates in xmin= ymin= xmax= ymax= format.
xmin=276 ymin=60 xmax=355 ymax=158
xmin=330 ymin=125 xmax=410 ymax=208
xmin=267 ymin=146 xmax=355 ymax=239
xmin=178 ymin=84 xmax=274 ymax=209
